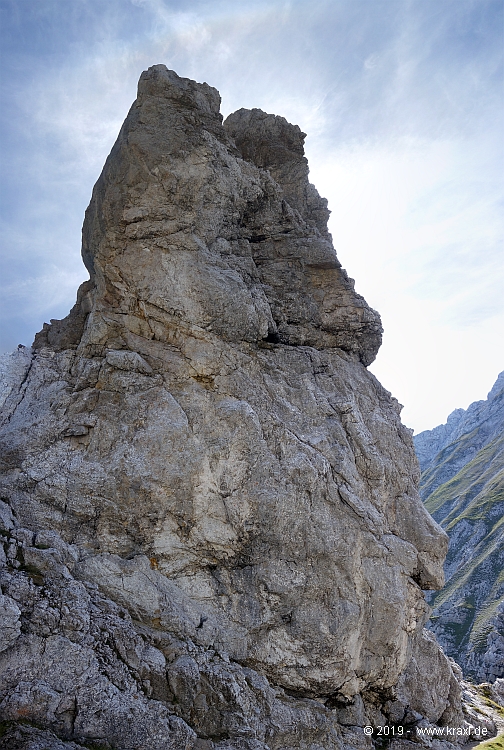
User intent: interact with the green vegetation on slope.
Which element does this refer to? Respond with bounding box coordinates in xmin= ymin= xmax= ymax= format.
xmin=421 ymin=426 xmax=482 ymax=503
xmin=418 ymin=398 xmax=504 ymax=682
xmin=473 ymin=735 xmax=504 ymax=750
xmin=424 ymin=433 xmax=504 ymax=522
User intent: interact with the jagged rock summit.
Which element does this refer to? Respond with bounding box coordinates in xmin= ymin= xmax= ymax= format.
xmin=41 ymin=65 xmax=382 ymax=363
xmin=0 ymin=66 xmax=467 ymax=749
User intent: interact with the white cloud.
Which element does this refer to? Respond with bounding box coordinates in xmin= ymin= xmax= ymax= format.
xmin=364 ymin=54 xmax=380 ymax=70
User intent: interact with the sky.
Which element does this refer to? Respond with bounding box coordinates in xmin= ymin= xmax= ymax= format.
xmin=0 ymin=0 xmax=503 ymax=433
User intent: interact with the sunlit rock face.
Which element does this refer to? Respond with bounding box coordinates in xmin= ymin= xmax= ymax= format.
xmin=0 ymin=66 xmax=463 ymax=748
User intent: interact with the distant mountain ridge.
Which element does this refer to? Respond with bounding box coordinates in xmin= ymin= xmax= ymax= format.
xmin=414 ymin=372 xmax=504 ymax=682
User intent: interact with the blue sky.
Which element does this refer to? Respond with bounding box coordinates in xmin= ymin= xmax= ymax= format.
xmin=1 ymin=0 xmax=503 ymax=432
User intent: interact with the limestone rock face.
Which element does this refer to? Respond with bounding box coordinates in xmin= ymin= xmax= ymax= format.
xmin=0 ymin=66 xmax=463 ymax=747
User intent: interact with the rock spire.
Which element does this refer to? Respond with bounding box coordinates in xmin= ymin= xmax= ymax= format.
xmin=0 ymin=66 xmax=469 ymax=749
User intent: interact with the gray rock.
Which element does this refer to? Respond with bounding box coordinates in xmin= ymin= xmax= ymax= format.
xmin=0 ymin=347 xmax=32 ymax=411
xmin=0 ymin=65 xmax=465 ymax=748
xmin=0 ymin=500 xmax=16 ymax=532
xmin=331 ymin=694 xmax=366 ymax=726
xmin=0 ymin=724 xmax=90 ymax=750
xmin=105 ymin=349 xmax=153 ymax=374
xmin=0 ymin=594 xmax=21 ymax=652
xmin=395 ymin=629 xmax=463 ymax=725
xmin=0 ymin=521 xmax=365 ymax=749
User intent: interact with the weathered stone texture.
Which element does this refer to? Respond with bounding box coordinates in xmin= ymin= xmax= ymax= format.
xmin=0 ymin=65 xmax=466 ymax=748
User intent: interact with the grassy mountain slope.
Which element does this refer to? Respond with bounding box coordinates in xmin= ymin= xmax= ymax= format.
xmin=415 ymin=375 xmax=504 ymax=682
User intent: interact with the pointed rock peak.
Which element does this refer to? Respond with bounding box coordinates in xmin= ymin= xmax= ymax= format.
xmin=225 ymin=107 xmax=331 ymax=235
xmin=488 ymin=370 xmax=504 ymax=400
xmin=36 ymin=64 xmax=382 ymax=366
xmin=0 ymin=67 xmax=460 ymax=733
xmin=224 ymin=107 xmax=307 ymax=168
xmin=138 ymin=64 xmax=222 ymax=117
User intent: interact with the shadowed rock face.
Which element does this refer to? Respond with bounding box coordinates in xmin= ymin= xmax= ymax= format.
xmin=0 ymin=66 xmax=463 ymax=748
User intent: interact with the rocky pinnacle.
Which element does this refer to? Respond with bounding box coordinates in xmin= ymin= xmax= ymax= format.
xmin=0 ymin=66 xmax=470 ymax=749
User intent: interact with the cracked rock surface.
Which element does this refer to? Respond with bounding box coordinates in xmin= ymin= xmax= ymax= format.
xmin=0 ymin=65 xmax=468 ymax=748
xmin=0 ymin=514 xmax=465 ymax=750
